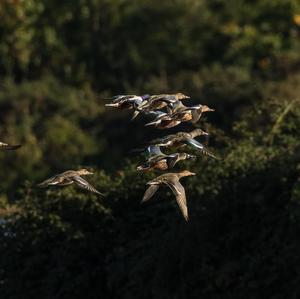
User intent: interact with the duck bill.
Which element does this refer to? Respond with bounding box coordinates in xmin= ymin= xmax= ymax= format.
xmin=145 ymin=121 xmax=158 ymax=127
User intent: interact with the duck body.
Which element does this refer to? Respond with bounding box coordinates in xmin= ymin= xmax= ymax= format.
xmin=136 ymin=145 xmax=168 ymax=171
xmin=137 ymin=155 xmax=169 ymax=171
xmin=37 ymin=169 xmax=103 ymax=196
xmin=150 ymin=130 xmax=206 ymax=147
xmin=150 ymin=129 xmax=217 ymax=159
xmin=105 ymin=94 xmax=150 ymax=110
xmin=137 ymin=152 xmax=196 ymax=171
xmin=142 ymin=170 xmax=196 ymax=221
xmin=145 ymin=114 xmax=182 ymax=129
xmin=169 ymin=104 xmax=215 ymax=124
xmin=144 ymin=103 xmax=214 ymax=129
xmin=137 ymin=145 xmax=196 ymax=171
xmin=138 ymin=93 xmax=190 ymax=112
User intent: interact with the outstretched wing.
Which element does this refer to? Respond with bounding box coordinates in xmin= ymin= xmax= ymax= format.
xmin=147 ymin=145 xmax=163 ymax=157
xmin=56 ymin=179 xmax=74 ymax=186
xmin=191 ymin=110 xmax=202 ymax=123
xmin=72 ymin=175 xmax=104 ymax=196
xmin=164 ymin=179 xmax=188 ymax=221
xmin=185 ymin=138 xmax=218 ymax=159
xmin=111 ymin=95 xmax=135 ymax=103
xmin=37 ymin=174 xmax=66 ymax=187
xmin=141 ymin=185 xmax=159 ymax=203
xmin=150 ymin=134 xmax=176 ymax=147
xmin=166 ymin=155 xmax=179 ymax=169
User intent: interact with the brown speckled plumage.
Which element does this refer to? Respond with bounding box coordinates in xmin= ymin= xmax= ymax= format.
xmin=142 ymin=170 xmax=196 ymax=221
xmin=37 ymin=169 xmax=103 ymax=196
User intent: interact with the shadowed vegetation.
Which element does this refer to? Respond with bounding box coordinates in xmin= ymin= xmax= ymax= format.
xmin=1 ymin=0 xmax=300 ymax=298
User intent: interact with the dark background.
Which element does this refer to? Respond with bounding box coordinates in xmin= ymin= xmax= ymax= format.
xmin=1 ymin=0 xmax=300 ymax=298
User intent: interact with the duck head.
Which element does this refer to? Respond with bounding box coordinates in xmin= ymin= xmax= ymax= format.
xmin=179 ymin=170 xmax=196 ymax=177
xmin=201 ymin=105 xmax=215 ymax=113
xmin=77 ymin=169 xmax=94 ymax=176
xmin=175 ymin=93 xmax=190 ymax=100
xmin=190 ymin=128 xmax=209 ymax=138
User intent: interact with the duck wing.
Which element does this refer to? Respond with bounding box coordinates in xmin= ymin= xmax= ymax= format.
xmin=112 ymin=95 xmax=135 ymax=103
xmin=138 ymin=154 xmax=162 ymax=170
xmin=163 ymin=179 xmax=188 ymax=221
xmin=150 ymin=134 xmax=177 ymax=147
xmin=72 ymin=175 xmax=104 ymax=196
xmin=166 ymin=155 xmax=180 ymax=169
xmin=37 ymin=174 xmax=66 ymax=187
xmin=185 ymin=138 xmax=218 ymax=159
xmin=56 ymin=179 xmax=74 ymax=186
xmin=191 ymin=110 xmax=202 ymax=123
xmin=147 ymin=145 xmax=164 ymax=157
xmin=142 ymin=185 xmax=159 ymax=203
xmin=138 ymin=96 xmax=158 ymax=109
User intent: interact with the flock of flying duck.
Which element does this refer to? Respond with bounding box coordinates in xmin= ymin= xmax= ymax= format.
xmin=0 ymin=93 xmax=216 ymax=221
xmin=106 ymin=93 xmax=217 ymax=221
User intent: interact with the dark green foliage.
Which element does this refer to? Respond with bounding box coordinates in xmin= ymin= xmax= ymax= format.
xmin=1 ymin=0 xmax=300 ymax=298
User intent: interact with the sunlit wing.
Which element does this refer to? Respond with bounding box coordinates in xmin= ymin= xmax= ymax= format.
xmin=142 ymin=185 xmax=159 ymax=203
xmin=147 ymin=145 xmax=163 ymax=157
xmin=166 ymin=156 xmax=179 ymax=169
xmin=174 ymin=183 xmax=188 ymax=221
xmin=37 ymin=175 xmax=65 ymax=187
xmin=56 ymin=179 xmax=74 ymax=186
xmin=186 ymin=138 xmax=218 ymax=159
xmin=164 ymin=179 xmax=188 ymax=221
xmin=72 ymin=175 xmax=104 ymax=196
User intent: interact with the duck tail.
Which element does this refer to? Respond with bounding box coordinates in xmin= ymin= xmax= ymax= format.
xmin=105 ymin=103 xmax=119 ymax=108
xmin=37 ymin=182 xmax=47 ymax=188
xmin=136 ymin=164 xmax=149 ymax=171
xmin=5 ymin=144 xmax=22 ymax=150
xmin=131 ymin=110 xmax=140 ymax=120
xmin=145 ymin=120 xmax=159 ymax=127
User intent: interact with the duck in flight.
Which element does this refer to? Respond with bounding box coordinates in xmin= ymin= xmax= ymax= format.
xmin=150 ymin=129 xmax=218 ymax=159
xmin=139 ymin=93 xmax=190 ymax=110
xmin=142 ymin=170 xmax=196 ymax=221
xmin=170 ymin=103 xmax=214 ymax=124
xmin=37 ymin=169 xmax=103 ymax=196
xmin=144 ymin=113 xmax=182 ymax=129
xmin=144 ymin=103 xmax=214 ymax=129
xmin=105 ymin=94 xmax=150 ymax=110
xmin=133 ymin=93 xmax=190 ymax=119
xmin=0 ymin=141 xmax=21 ymax=150
xmin=137 ymin=145 xmax=196 ymax=171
